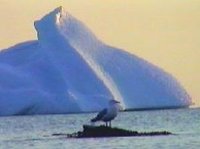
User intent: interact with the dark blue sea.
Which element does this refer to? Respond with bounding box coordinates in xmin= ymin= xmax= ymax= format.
xmin=0 ymin=108 xmax=199 ymax=149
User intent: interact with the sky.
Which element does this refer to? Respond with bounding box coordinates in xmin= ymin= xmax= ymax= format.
xmin=0 ymin=0 xmax=199 ymax=106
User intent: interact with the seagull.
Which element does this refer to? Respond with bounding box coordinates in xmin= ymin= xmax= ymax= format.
xmin=90 ymin=100 xmax=120 ymax=127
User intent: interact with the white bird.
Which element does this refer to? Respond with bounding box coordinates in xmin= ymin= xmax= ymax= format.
xmin=90 ymin=100 xmax=120 ymax=127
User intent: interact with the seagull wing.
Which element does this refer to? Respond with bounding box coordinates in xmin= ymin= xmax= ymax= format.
xmin=91 ymin=108 xmax=107 ymax=122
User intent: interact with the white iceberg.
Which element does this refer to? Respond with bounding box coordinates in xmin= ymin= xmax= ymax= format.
xmin=0 ymin=7 xmax=191 ymax=116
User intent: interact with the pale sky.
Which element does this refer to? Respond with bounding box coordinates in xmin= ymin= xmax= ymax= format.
xmin=0 ymin=0 xmax=199 ymax=106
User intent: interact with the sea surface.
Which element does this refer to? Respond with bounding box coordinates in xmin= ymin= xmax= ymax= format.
xmin=0 ymin=108 xmax=199 ymax=149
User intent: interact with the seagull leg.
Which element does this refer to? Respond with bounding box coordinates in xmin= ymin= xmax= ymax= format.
xmin=109 ymin=121 xmax=112 ymax=127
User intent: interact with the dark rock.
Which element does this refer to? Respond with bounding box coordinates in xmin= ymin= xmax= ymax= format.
xmin=67 ymin=125 xmax=172 ymax=138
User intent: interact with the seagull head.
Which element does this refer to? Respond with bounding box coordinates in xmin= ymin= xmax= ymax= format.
xmin=109 ymin=99 xmax=120 ymax=105
xmin=108 ymin=100 xmax=122 ymax=111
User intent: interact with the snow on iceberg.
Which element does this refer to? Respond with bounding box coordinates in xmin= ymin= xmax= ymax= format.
xmin=0 ymin=7 xmax=191 ymax=116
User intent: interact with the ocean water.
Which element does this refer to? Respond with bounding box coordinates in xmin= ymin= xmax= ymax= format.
xmin=0 ymin=108 xmax=199 ymax=149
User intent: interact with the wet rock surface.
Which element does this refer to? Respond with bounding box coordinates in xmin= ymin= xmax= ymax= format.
xmin=55 ymin=125 xmax=172 ymax=138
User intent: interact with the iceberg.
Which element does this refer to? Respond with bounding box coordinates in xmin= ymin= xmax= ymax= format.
xmin=0 ymin=7 xmax=191 ymax=116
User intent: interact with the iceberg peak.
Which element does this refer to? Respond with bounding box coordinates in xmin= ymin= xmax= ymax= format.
xmin=54 ymin=6 xmax=68 ymax=24
xmin=54 ymin=6 xmax=65 ymax=14
xmin=49 ymin=6 xmax=68 ymax=19
xmin=34 ymin=6 xmax=69 ymax=28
